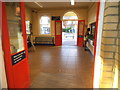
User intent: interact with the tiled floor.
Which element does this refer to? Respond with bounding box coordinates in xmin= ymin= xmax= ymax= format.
xmin=29 ymin=45 xmax=93 ymax=88
xmin=62 ymin=40 xmax=77 ymax=46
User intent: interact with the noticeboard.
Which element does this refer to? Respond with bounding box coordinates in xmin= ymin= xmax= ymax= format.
xmin=52 ymin=16 xmax=60 ymax=21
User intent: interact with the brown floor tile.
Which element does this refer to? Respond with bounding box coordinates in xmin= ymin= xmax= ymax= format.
xmin=29 ymin=45 xmax=93 ymax=88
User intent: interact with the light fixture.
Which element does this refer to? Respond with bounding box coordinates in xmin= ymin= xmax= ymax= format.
xmin=34 ymin=2 xmax=43 ymax=8
xmin=70 ymin=0 xmax=75 ymax=5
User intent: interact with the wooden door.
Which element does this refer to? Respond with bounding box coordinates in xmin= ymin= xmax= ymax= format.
xmin=77 ymin=20 xmax=85 ymax=47
xmin=2 ymin=2 xmax=30 ymax=88
xmin=55 ymin=21 xmax=62 ymax=46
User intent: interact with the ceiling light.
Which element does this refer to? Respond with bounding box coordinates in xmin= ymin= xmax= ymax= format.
xmin=71 ymin=0 xmax=75 ymax=5
xmin=34 ymin=2 xmax=43 ymax=8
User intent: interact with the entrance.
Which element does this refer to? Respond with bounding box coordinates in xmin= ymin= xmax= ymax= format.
xmin=62 ymin=12 xmax=78 ymax=46
xmin=2 ymin=2 xmax=30 ymax=88
xmin=2 ymin=1 xmax=101 ymax=88
xmin=62 ymin=20 xmax=78 ymax=46
xmin=55 ymin=12 xmax=85 ymax=47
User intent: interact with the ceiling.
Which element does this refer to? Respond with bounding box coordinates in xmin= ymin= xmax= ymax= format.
xmin=25 ymin=2 xmax=93 ymax=10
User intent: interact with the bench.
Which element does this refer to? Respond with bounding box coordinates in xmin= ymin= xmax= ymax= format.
xmin=34 ymin=37 xmax=54 ymax=45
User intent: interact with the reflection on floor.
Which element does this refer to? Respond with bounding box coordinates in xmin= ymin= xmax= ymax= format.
xmin=62 ymin=40 xmax=76 ymax=46
xmin=62 ymin=32 xmax=77 ymax=46
xmin=29 ymin=45 xmax=93 ymax=88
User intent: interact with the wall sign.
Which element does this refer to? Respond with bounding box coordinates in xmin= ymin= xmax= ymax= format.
xmin=52 ymin=16 xmax=60 ymax=21
xmin=12 ymin=50 xmax=26 ymax=65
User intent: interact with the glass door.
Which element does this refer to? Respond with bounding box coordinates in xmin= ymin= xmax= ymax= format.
xmin=6 ymin=2 xmax=24 ymax=55
xmin=2 ymin=2 xmax=30 ymax=88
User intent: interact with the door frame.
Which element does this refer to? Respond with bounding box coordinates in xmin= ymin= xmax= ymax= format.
xmin=2 ymin=2 xmax=30 ymax=88
xmin=61 ymin=20 xmax=85 ymax=46
xmin=0 ymin=34 xmax=8 ymax=89
xmin=77 ymin=20 xmax=85 ymax=47
xmin=62 ymin=20 xmax=78 ymax=46
xmin=0 ymin=2 xmax=7 ymax=88
xmin=55 ymin=20 xmax=62 ymax=46
xmin=92 ymin=0 xmax=101 ymax=88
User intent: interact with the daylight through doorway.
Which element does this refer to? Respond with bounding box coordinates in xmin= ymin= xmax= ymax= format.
xmin=62 ymin=21 xmax=78 ymax=46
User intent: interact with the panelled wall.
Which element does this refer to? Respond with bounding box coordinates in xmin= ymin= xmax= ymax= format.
xmin=100 ymin=1 xmax=119 ymax=88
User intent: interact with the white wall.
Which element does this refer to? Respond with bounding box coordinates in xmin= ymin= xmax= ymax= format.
xmin=0 ymin=22 xmax=7 ymax=89
xmin=93 ymin=0 xmax=106 ymax=88
xmin=88 ymin=2 xmax=97 ymax=25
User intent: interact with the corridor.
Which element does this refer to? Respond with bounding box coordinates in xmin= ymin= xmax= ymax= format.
xmin=1 ymin=1 xmax=119 ymax=89
xmin=29 ymin=46 xmax=93 ymax=88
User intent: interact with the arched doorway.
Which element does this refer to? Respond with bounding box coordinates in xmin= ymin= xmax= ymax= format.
xmin=62 ymin=12 xmax=78 ymax=46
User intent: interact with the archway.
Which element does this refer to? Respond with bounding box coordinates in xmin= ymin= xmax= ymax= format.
xmin=62 ymin=11 xmax=78 ymax=46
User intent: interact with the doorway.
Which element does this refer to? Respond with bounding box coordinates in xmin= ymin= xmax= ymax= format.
xmin=62 ymin=12 xmax=78 ymax=46
xmin=62 ymin=20 xmax=78 ymax=46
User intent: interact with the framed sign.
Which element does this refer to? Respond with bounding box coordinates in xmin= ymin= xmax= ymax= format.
xmin=52 ymin=16 xmax=60 ymax=21
xmin=12 ymin=50 xmax=26 ymax=65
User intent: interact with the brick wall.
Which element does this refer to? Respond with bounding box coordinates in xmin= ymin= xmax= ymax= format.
xmin=100 ymin=1 xmax=119 ymax=88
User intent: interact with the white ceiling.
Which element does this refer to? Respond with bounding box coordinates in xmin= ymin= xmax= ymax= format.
xmin=25 ymin=2 xmax=93 ymax=9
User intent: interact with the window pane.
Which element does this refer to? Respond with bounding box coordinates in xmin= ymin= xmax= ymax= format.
xmin=63 ymin=16 xmax=78 ymax=20
xmin=6 ymin=2 xmax=24 ymax=54
xmin=26 ymin=21 xmax=30 ymax=34
xmin=40 ymin=16 xmax=50 ymax=34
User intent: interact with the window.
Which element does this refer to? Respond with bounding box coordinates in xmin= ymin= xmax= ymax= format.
xmin=26 ymin=20 xmax=31 ymax=34
xmin=6 ymin=2 xmax=24 ymax=54
xmin=40 ymin=16 xmax=50 ymax=34
xmin=63 ymin=12 xmax=78 ymax=20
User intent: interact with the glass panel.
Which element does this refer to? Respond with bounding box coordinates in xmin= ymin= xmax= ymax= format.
xmin=63 ymin=16 xmax=78 ymax=20
xmin=40 ymin=16 xmax=50 ymax=34
xmin=26 ymin=20 xmax=31 ymax=34
xmin=79 ymin=22 xmax=84 ymax=35
xmin=6 ymin=2 xmax=24 ymax=54
xmin=63 ymin=12 xmax=78 ymax=20
xmin=56 ymin=22 xmax=61 ymax=35
xmin=91 ymin=23 xmax=96 ymax=36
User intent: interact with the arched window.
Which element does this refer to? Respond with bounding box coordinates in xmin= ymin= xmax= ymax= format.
xmin=62 ymin=12 xmax=78 ymax=33
xmin=40 ymin=16 xmax=50 ymax=34
xmin=63 ymin=12 xmax=78 ymax=20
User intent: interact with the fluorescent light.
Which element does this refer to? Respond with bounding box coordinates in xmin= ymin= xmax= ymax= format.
xmin=71 ymin=0 xmax=75 ymax=5
xmin=34 ymin=2 xmax=43 ymax=8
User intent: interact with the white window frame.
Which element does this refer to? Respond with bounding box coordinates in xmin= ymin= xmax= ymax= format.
xmin=40 ymin=16 xmax=51 ymax=35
